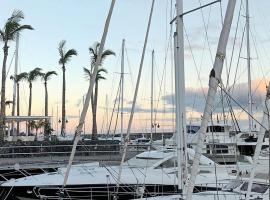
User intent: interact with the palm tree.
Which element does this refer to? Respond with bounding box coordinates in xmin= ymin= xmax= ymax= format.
xmin=27 ymin=68 xmax=43 ymax=116
xmin=86 ymin=42 xmax=115 ymax=140
xmin=58 ymin=40 xmax=77 ymax=137
xmin=10 ymin=72 xmax=28 ymax=135
xmin=0 ymin=10 xmax=33 ymax=141
xmin=42 ymin=71 xmax=57 ymax=116
xmin=28 ymin=120 xmax=36 ymax=136
xmin=28 ymin=120 xmax=44 ymax=140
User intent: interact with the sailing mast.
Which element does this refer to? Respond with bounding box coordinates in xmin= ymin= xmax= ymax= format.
xmin=117 ymin=0 xmax=155 ymax=189
xmin=151 ymin=50 xmax=154 ymax=141
xmin=186 ymin=1 xmax=236 ymax=199
xmin=12 ymin=34 xmax=19 ymax=141
xmin=120 ymin=39 xmax=125 ymax=141
xmin=246 ymin=0 xmax=253 ymax=134
xmin=61 ymin=0 xmax=116 ymax=190
xmin=174 ymin=0 xmax=187 ymax=194
xmin=246 ymin=83 xmax=270 ymax=200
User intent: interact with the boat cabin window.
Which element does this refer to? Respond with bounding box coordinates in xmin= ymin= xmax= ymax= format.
xmin=207 ymin=126 xmax=225 ymax=133
xmin=187 ymin=125 xmax=200 ymax=134
xmin=240 ymin=182 xmax=269 ymax=194
xmin=136 ymin=139 xmax=150 ymax=143
xmin=155 ymin=158 xmax=177 ymax=168
xmin=240 ymin=133 xmax=250 ymax=138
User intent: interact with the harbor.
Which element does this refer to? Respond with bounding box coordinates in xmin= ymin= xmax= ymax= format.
xmin=0 ymin=0 xmax=269 ymax=199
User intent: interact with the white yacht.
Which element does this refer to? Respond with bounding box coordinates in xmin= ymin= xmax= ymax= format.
xmin=0 ymin=148 xmax=232 ymax=200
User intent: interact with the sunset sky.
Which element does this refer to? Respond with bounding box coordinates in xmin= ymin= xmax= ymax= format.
xmin=1 ymin=0 xmax=269 ymax=135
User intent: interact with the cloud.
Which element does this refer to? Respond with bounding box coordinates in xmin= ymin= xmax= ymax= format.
xmin=161 ymin=78 xmax=269 ymax=114
xmin=121 ymin=104 xmax=174 ymax=114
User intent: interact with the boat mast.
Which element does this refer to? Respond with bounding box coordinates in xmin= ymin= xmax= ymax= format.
xmin=174 ymin=0 xmax=187 ymax=193
xmin=117 ymin=0 xmax=155 ymax=189
xmin=12 ymin=34 xmax=19 ymax=140
xmin=12 ymin=34 xmax=19 ymax=117
xmin=151 ymin=50 xmax=154 ymax=141
xmin=186 ymin=1 xmax=236 ymax=199
xmin=61 ymin=0 xmax=116 ymax=189
xmin=120 ymin=39 xmax=125 ymax=141
xmin=246 ymin=83 xmax=270 ymax=200
xmin=246 ymin=0 xmax=253 ymax=133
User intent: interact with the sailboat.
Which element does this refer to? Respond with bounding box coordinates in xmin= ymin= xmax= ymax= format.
xmin=0 ymin=0 xmax=233 ymax=200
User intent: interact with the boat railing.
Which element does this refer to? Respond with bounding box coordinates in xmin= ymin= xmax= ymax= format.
xmin=0 ymin=144 xmax=155 ymax=159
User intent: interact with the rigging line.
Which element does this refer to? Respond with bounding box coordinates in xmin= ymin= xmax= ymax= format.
xmin=103 ymin=165 xmax=136 ymax=194
xmin=209 ymin=114 xmax=219 ymax=200
xmin=198 ymin=3 xmax=211 ymax=75
xmin=226 ymin=0 xmax=243 ymax=90
xmin=230 ymin=23 xmax=246 ymax=94
xmin=6 ymin=50 xmax=16 ymax=77
xmin=170 ymin=0 xmax=175 ymax=132
xmin=250 ymin=27 xmax=268 ymax=85
xmin=153 ymin=21 xmax=173 ymax=127
xmin=112 ymin=85 xmax=121 ymax=138
xmin=106 ymin=79 xmax=121 ymax=137
xmin=117 ymin=0 xmax=155 ymax=192
xmin=218 ymin=84 xmax=269 ymax=130
xmin=124 ymin=43 xmax=135 ymax=90
xmin=183 ymin=25 xmax=206 ymax=100
xmin=225 ymin=90 xmax=241 ymax=132
xmin=198 ymin=0 xmax=214 ymax=64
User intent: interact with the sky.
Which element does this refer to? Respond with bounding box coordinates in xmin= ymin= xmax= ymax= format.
xmin=0 ymin=0 xmax=270 ymax=135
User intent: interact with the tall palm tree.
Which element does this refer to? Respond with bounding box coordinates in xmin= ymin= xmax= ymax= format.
xmin=58 ymin=40 xmax=77 ymax=137
xmin=0 ymin=10 xmax=33 ymax=141
xmin=86 ymin=42 xmax=115 ymax=140
xmin=42 ymin=71 xmax=57 ymax=116
xmin=10 ymin=72 xmax=28 ymax=135
xmin=27 ymin=68 xmax=42 ymax=116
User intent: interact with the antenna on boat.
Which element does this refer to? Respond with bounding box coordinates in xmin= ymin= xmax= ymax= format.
xmin=186 ymin=1 xmax=237 ymax=199
xmin=245 ymin=0 xmax=254 ymax=134
xmin=120 ymin=39 xmax=125 ymax=141
xmin=61 ymin=0 xmax=116 ymax=193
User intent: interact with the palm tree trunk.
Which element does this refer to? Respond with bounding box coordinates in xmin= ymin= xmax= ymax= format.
xmin=16 ymin=83 xmax=20 ymax=136
xmin=0 ymin=43 xmax=9 ymax=142
xmin=27 ymin=83 xmax=32 ymax=136
xmin=61 ymin=66 xmax=66 ymax=137
xmin=28 ymin=83 xmax=32 ymax=116
xmin=91 ymin=82 xmax=98 ymax=140
xmin=45 ymin=82 xmax=48 ymax=116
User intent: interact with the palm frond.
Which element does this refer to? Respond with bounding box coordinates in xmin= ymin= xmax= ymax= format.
xmin=17 ymin=72 xmax=28 ymax=82
xmin=58 ymin=40 xmax=66 ymax=64
xmin=0 ymin=30 xmax=4 ymax=41
xmin=63 ymin=49 xmax=77 ymax=63
xmin=96 ymin=75 xmax=106 ymax=81
xmin=83 ymin=67 xmax=91 ymax=81
xmin=10 ymin=24 xmax=34 ymax=36
xmin=10 ymin=72 xmax=28 ymax=82
xmin=8 ymin=10 xmax=24 ymax=23
xmin=28 ymin=67 xmax=43 ymax=82
xmin=4 ymin=21 xmax=20 ymax=40
xmin=43 ymin=71 xmax=57 ymax=81
xmin=28 ymin=121 xmax=37 ymax=129
xmin=97 ymin=68 xmax=108 ymax=74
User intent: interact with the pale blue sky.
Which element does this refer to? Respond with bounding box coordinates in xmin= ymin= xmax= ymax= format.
xmin=1 ymin=0 xmax=270 ymax=133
